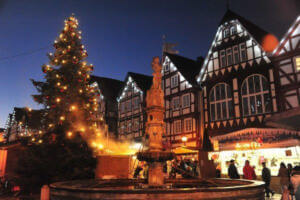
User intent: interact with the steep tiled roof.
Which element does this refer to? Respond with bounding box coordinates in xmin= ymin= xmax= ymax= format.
xmin=127 ymin=72 xmax=153 ymax=93
xmin=165 ymin=52 xmax=203 ymax=86
xmin=90 ymin=76 xmax=124 ymax=101
xmin=220 ymin=9 xmax=270 ymax=45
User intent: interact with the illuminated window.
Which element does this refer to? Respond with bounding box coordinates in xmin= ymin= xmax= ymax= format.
xmin=294 ymin=56 xmax=300 ymax=71
xmin=171 ymin=75 xmax=178 ymax=88
xmin=209 ymin=83 xmax=233 ymax=121
xmin=241 ymin=74 xmax=271 ymax=116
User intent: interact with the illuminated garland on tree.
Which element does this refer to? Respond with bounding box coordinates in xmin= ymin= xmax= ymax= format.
xmin=31 ymin=14 xmax=98 ymax=139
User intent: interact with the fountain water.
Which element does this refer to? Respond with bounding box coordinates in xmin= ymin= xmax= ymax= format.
xmin=50 ymin=57 xmax=265 ymax=200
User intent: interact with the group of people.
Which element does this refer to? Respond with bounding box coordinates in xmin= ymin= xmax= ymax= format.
xmin=227 ymin=160 xmax=300 ymax=199
xmin=169 ymin=158 xmax=199 ymax=178
xmin=133 ymin=157 xmax=199 ymax=179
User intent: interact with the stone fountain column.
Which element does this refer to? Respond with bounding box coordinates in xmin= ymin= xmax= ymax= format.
xmin=137 ymin=57 xmax=174 ymax=187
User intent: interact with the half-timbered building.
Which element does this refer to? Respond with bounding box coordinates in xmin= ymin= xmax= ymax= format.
xmin=162 ymin=53 xmax=203 ymax=148
xmin=197 ymin=10 xmax=300 ymax=176
xmin=90 ymin=76 xmax=124 ymax=138
xmin=272 ymin=16 xmax=300 ymax=112
xmin=117 ymin=72 xmax=152 ymax=142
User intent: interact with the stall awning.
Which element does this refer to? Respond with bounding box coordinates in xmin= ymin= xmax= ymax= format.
xmin=172 ymin=146 xmax=198 ymax=155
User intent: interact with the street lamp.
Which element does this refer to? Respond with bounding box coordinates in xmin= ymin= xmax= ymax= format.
xmin=181 ymin=136 xmax=187 ymax=146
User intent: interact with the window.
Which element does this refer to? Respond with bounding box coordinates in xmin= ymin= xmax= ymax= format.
xmin=173 ymin=97 xmax=180 ymax=110
xmin=133 ymin=97 xmax=140 ymax=110
xmin=241 ymin=74 xmax=271 ymax=116
xmin=240 ymin=43 xmax=247 ymax=61
xmin=294 ymin=56 xmax=300 ymax=71
xmin=230 ymin=26 xmax=237 ymax=35
xmin=209 ymin=83 xmax=233 ymax=121
xmin=182 ymin=94 xmax=190 ymax=108
xmin=164 ymin=61 xmax=170 ymax=71
xmin=171 ymin=75 xmax=178 ymax=87
xmin=184 ymin=118 xmax=192 ymax=132
xmin=224 ymin=29 xmax=230 ymax=38
xmin=233 ymin=46 xmax=239 ymax=64
xmin=227 ymin=48 xmax=233 ymax=66
xmin=220 ymin=50 xmax=226 ymax=68
xmin=174 ymin=121 xmax=181 ymax=134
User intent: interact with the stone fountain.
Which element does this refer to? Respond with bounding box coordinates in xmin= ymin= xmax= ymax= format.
xmin=136 ymin=56 xmax=174 ymax=187
xmin=49 ymin=57 xmax=265 ymax=200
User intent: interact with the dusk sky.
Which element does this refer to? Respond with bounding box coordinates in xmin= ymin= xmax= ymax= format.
xmin=0 ymin=0 xmax=299 ymax=127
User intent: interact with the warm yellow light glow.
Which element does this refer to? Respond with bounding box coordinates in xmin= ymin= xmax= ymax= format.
xmin=98 ymin=144 xmax=104 ymax=150
xmin=296 ymin=57 xmax=300 ymax=71
xmin=57 ymin=82 xmax=61 ymax=86
xmin=38 ymin=139 xmax=43 ymax=144
xmin=27 ymin=107 xmax=32 ymax=112
xmin=63 ymin=86 xmax=67 ymax=90
xmin=67 ymin=131 xmax=73 ymax=137
xmin=68 ymin=45 xmax=71 ymax=49
xmin=56 ymin=74 xmax=60 ymax=78
xmin=80 ymin=127 xmax=85 ymax=132
xmin=70 ymin=105 xmax=77 ymax=111
xmin=31 ymin=138 xmax=35 ymax=142
xmin=79 ymin=89 xmax=83 ymax=93
xmin=62 ymin=60 xmax=66 ymax=64
xmin=78 ymin=71 xmax=82 ymax=75
xmin=60 ymin=116 xmax=65 ymax=121
xmin=181 ymin=136 xmax=188 ymax=142
xmin=54 ymin=59 xmax=58 ymax=63
xmin=38 ymin=130 xmax=42 ymax=134
xmin=92 ymin=141 xmax=96 ymax=147
xmin=48 ymin=124 xmax=53 ymax=127
xmin=56 ymin=98 xmax=61 ymax=103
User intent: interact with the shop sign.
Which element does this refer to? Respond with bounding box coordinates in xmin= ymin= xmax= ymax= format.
xmin=235 ymin=142 xmax=261 ymax=150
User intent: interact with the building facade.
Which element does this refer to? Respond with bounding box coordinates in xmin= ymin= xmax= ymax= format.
xmin=117 ymin=72 xmax=152 ymax=142
xmin=162 ymin=53 xmax=203 ymax=148
xmin=272 ymin=16 xmax=300 ymax=112
xmin=197 ymin=10 xmax=300 ymax=176
xmin=90 ymin=76 xmax=124 ymax=138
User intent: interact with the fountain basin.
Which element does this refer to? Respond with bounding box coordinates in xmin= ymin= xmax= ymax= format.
xmin=137 ymin=151 xmax=175 ymax=162
xmin=50 ymin=178 xmax=265 ymax=200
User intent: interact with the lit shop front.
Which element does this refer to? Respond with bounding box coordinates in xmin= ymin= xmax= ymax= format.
xmin=209 ymin=128 xmax=300 ymax=176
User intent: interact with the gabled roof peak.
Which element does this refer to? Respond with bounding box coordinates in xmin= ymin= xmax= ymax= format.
xmin=219 ymin=9 xmax=270 ymax=45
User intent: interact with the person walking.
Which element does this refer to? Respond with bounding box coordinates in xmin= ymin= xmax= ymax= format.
xmin=278 ymin=162 xmax=290 ymax=198
xmin=243 ymin=160 xmax=255 ymax=180
xmin=262 ymin=162 xmax=274 ymax=198
xmin=290 ymin=166 xmax=300 ymax=200
xmin=228 ymin=160 xmax=239 ymax=179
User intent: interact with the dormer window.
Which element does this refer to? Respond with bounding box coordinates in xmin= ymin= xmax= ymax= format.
xmin=224 ymin=29 xmax=230 ymax=38
xmin=230 ymin=26 xmax=237 ymax=35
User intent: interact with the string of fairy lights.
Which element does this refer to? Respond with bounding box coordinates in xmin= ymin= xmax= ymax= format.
xmin=17 ymin=15 xmax=104 ymax=147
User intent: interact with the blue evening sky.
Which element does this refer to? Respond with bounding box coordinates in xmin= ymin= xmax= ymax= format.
xmin=0 ymin=0 xmax=299 ymax=127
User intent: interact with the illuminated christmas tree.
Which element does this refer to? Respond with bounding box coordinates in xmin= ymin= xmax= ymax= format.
xmin=16 ymin=15 xmax=97 ymax=192
xmin=31 ymin=14 xmax=98 ymax=138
